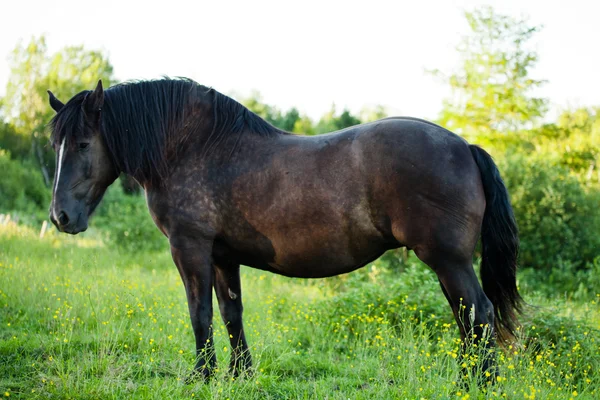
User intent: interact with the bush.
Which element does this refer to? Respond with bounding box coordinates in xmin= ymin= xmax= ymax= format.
xmin=520 ymin=257 xmax=600 ymax=300
xmin=0 ymin=149 xmax=50 ymax=215
xmin=320 ymin=261 xmax=452 ymax=337
xmin=520 ymin=305 xmax=600 ymax=387
xmin=500 ymin=154 xmax=600 ymax=270
xmin=93 ymin=183 xmax=167 ymax=253
xmin=0 ymin=149 xmax=165 ymax=253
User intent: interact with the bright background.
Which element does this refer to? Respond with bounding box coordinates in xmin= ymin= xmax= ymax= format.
xmin=1 ymin=0 xmax=598 ymax=120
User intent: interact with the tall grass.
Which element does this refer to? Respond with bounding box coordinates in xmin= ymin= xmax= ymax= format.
xmin=1 ymin=222 xmax=598 ymax=399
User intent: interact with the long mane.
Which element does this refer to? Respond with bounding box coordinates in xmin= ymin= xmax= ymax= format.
xmin=50 ymin=77 xmax=284 ymax=185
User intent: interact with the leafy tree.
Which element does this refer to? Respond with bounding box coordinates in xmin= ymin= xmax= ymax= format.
xmin=335 ymin=110 xmax=361 ymax=130
xmin=431 ymin=6 xmax=547 ymax=139
xmin=315 ymin=105 xmax=362 ymax=134
xmin=241 ymin=91 xmax=280 ymax=122
xmin=526 ymin=107 xmax=600 ymax=181
xmin=242 ymin=93 xmax=311 ymax=133
xmin=428 ymin=7 xmax=600 ymax=272
xmin=2 ymin=36 xmax=115 ymax=185
xmin=0 ymin=149 xmax=49 ymax=214
xmin=0 ymin=121 xmax=29 ymax=160
xmin=279 ymin=107 xmax=300 ymax=132
xmin=360 ymin=105 xmax=388 ymax=123
xmin=242 ymin=93 xmax=364 ymax=136
xmin=500 ymin=153 xmax=600 ymax=270
xmin=292 ymin=115 xmax=316 ymax=135
xmin=314 ymin=105 xmax=338 ymax=134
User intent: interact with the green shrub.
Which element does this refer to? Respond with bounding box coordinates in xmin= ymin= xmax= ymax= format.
xmin=93 ymin=183 xmax=167 ymax=253
xmin=521 ymin=306 xmax=600 ymax=387
xmin=0 ymin=149 xmax=50 ymax=215
xmin=500 ymin=154 xmax=600 ymax=270
xmin=520 ymin=258 xmax=600 ymax=300
xmin=320 ymin=262 xmax=452 ymax=337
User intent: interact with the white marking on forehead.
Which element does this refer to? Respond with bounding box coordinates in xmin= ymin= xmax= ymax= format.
xmin=52 ymin=138 xmax=67 ymax=217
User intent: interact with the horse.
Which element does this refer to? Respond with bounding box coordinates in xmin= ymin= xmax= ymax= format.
xmin=47 ymin=78 xmax=521 ymax=380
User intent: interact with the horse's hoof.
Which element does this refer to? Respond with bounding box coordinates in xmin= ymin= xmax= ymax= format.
xmin=184 ymin=368 xmax=212 ymax=384
xmin=230 ymin=365 xmax=253 ymax=379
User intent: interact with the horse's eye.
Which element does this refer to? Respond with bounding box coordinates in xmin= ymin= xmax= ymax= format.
xmin=78 ymin=143 xmax=90 ymax=151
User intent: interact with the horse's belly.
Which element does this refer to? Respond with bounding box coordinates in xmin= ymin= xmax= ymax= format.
xmin=263 ymin=232 xmax=391 ymax=278
xmin=266 ymin=252 xmax=387 ymax=278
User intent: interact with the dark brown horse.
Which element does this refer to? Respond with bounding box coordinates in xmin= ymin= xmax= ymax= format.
xmin=47 ymin=78 xmax=521 ymax=380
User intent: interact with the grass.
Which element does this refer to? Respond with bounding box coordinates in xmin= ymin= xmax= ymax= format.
xmin=0 ymin=221 xmax=599 ymax=399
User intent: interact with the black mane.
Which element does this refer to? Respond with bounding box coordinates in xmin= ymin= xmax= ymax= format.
xmin=50 ymin=77 xmax=283 ymax=185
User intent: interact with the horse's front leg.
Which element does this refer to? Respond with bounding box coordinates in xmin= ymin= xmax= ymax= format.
xmin=169 ymin=235 xmax=216 ymax=380
xmin=214 ymin=262 xmax=252 ymax=376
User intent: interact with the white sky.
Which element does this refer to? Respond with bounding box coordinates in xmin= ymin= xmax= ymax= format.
xmin=0 ymin=0 xmax=598 ymax=120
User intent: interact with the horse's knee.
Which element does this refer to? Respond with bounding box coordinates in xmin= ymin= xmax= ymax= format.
xmin=220 ymin=301 xmax=243 ymax=325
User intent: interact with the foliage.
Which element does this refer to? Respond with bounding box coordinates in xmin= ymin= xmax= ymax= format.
xmin=428 ymin=6 xmax=600 ymax=275
xmin=315 ymin=104 xmax=362 ymax=134
xmin=321 ymin=260 xmax=451 ymax=335
xmin=499 ymin=153 xmax=600 ymax=270
xmin=0 ymin=121 xmax=30 ymax=161
xmin=359 ymin=105 xmax=388 ymax=123
xmin=0 ymin=149 xmax=49 ymax=215
xmin=532 ymin=108 xmax=600 ymax=183
xmin=92 ymin=184 xmax=167 ymax=254
xmin=520 ymin=257 xmax=600 ymax=300
xmin=487 ymin=107 xmax=600 ymax=271
xmin=241 ymin=93 xmax=369 ymax=135
xmin=241 ymin=92 xmax=305 ymax=132
xmin=291 ymin=115 xmax=316 ymax=135
xmin=1 ymin=35 xmax=115 ymax=186
xmin=432 ymin=6 xmax=548 ymax=138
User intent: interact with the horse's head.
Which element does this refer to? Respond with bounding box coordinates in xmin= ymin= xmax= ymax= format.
xmin=48 ymin=80 xmax=119 ymax=234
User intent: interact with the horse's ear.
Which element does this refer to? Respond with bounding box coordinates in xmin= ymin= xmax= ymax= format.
xmin=83 ymin=80 xmax=104 ymax=118
xmin=47 ymin=90 xmax=64 ymax=113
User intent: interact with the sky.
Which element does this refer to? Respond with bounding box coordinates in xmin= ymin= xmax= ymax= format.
xmin=0 ymin=0 xmax=598 ymax=121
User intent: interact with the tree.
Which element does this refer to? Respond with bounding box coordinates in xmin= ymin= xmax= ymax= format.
xmin=241 ymin=91 xmax=289 ymax=129
xmin=279 ymin=108 xmax=300 ymax=132
xmin=242 ymin=93 xmax=312 ymax=133
xmin=0 ymin=121 xmax=29 ymax=159
xmin=315 ymin=105 xmax=362 ymax=134
xmin=530 ymin=107 xmax=600 ymax=180
xmin=335 ymin=110 xmax=361 ymax=130
xmin=292 ymin=115 xmax=316 ymax=135
xmin=431 ymin=6 xmax=547 ymax=139
xmin=2 ymin=36 xmax=115 ymax=185
xmin=360 ymin=105 xmax=388 ymax=123
xmin=314 ymin=105 xmax=338 ymax=134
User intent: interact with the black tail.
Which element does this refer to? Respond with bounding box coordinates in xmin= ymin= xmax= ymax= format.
xmin=470 ymin=145 xmax=522 ymax=343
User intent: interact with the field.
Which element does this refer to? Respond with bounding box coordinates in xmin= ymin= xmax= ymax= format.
xmin=1 ymin=221 xmax=599 ymax=399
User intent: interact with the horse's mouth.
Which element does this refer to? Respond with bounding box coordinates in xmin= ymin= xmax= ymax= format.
xmin=62 ymin=213 xmax=88 ymax=235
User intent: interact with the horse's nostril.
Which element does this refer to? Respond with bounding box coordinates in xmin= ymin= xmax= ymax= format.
xmin=58 ymin=211 xmax=70 ymax=226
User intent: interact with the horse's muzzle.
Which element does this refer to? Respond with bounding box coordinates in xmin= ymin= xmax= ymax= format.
xmin=49 ymin=211 xmax=87 ymax=234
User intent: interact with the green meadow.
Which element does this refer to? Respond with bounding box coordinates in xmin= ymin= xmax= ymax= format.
xmin=1 ymin=221 xmax=598 ymax=399
xmin=2 ymin=5 xmax=600 ymax=399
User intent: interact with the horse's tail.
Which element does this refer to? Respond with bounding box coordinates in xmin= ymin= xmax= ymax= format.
xmin=469 ymin=145 xmax=522 ymax=343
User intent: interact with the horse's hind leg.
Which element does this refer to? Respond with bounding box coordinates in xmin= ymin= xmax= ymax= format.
xmin=419 ymin=249 xmax=497 ymax=379
xmin=214 ymin=262 xmax=252 ymax=376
